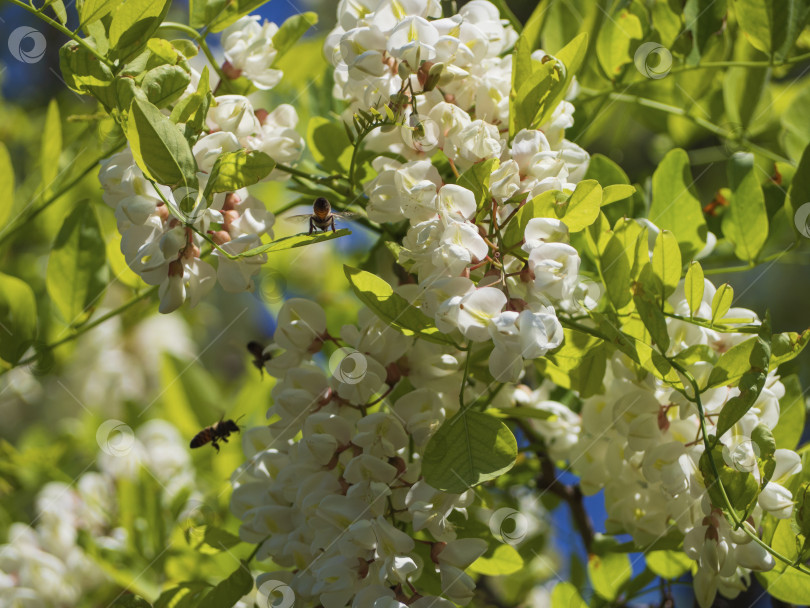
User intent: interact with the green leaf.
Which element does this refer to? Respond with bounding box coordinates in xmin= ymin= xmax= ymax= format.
xmin=422 ymin=411 xmax=517 ymax=493
xmin=645 ymin=550 xmax=693 ymax=579
xmin=501 ymin=189 xmax=565 ymax=249
xmin=722 ymin=43 xmax=769 ymax=131
xmin=108 ymin=0 xmax=171 ymax=61
xmin=699 ymin=440 xmax=758 ymax=517
xmin=458 ymin=159 xmax=498 ymax=215
xmin=142 ymin=65 xmax=192 ymax=108
xmin=534 ymin=32 xmax=589 ymax=128
xmin=509 ymin=0 xmax=549 ymax=132
xmin=715 ymin=334 xmax=770 ymax=437
xmin=772 ymin=375 xmax=806 ymax=450
xmin=171 ymin=66 xmax=212 ymax=136
xmin=0 ymin=142 xmax=14 ymax=227
xmin=527 ymin=180 xmax=602 ymax=232
xmin=127 ymin=97 xmax=198 ymax=187
xmin=199 ymin=0 xmax=274 ymax=33
xmin=198 ymin=561 xmax=253 ymax=608
xmin=786 ymin=142 xmax=810 ymax=239
xmin=0 ymin=272 xmax=37 ymax=365
xmin=722 ymin=153 xmax=768 ymax=262
xmin=601 ymin=184 xmax=636 ymax=206
xmin=272 ymin=12 xmax=318 ymax=65
xmin=40 ymin=99 xmax=62 ymax=192
xmin=59 ymin=41 xmax=116 ymax=108
xmin=733 ymin=0 xmax=810 ymax=60
xmin=551 ymin=582 xmax=587 ymax=608
xmin=633 ymin=267 xmax=671 ymax=352
xmin=538 ymin=329 xmax=606 ymax=398
xmin=79 ymin=0 xmax=124 ymax=26
xmin=242 ymin=229 xmax=351 ymax=257
xmin=600 ymin=235 xmax=632 ymax=309
xmin=710 ymin=283 xmax=734 ymax=323
xmin=649 ymin=148 xmax=708 ymax=261
xmin=469 ymin=544 xmax=523 ymax=575
xmin=756 ymin=520 xmax=810 ymax=602
xmin=588 ymin=552 xmax=632 ymax=601
xmin=511 ymin=58 xmax=565 ymax=136
xmin=651 ymin=230 xmax=682 ymax=300
xmin=684 ymin=261 xmax=705 ymax=317
xmin=685 ymin=0 xmax=727 ymax=63
xmin=307 ymin=117 xmax=352 ymax=174
xmin=343 ymin=266 xmax=455 ymax=345
xmin=154 ymin=583 xmax=211 ymax=608
xmin=46 ymin=204 xmax=109 ymax=325
xmin=596 ymin=7 xmax=644 ymax=78
xmin=205 ymin=150 xmax=275 ymax=196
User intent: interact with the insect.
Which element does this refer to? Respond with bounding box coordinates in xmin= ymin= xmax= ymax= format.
xmin=190 ymin=417 xmax=242 ymax=453
xmin=288 ymin=197 xmax=354 ymax=234
xmin=247 ymin=341 xmax=272 ymax=376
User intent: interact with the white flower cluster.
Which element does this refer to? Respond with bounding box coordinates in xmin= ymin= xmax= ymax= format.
xmin=322 ymin=0 xmax=590 ymax=384
xmin=0 ymin=421 xmax=195 ymax=607
xmin=517 ymin=276 xmax=802 ymax=607
xmin=232 ymin=298 xmax=510 ymax=607
xmin=99 ymin=57 xmax=304 ymax=313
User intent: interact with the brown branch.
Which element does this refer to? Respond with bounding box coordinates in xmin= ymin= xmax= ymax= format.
xmin=537 ymin=454 xmax=595 ymax=554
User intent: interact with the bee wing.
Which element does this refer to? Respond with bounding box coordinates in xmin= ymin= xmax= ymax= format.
xmin=285 ymin=214 xmax=313 ymax=223
xmin=331 ymin=211 xmax=357 ymax=221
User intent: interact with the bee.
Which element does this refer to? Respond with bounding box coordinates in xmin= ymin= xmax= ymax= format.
xmin=190 ymin=417 xmax=242 ymax=453
xmin=289 ymin=197 xmax=354 ymax=234
xmin=247 ymin=341 xmax=272 ymax=376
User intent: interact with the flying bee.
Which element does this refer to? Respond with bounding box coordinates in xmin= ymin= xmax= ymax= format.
xmin=247 ymin=341 xmax=272 ymax=376
xmin=190 ymin=416 xmax=243 ymax=453
xmin=288 ymin=197 xmax=354 ymax=234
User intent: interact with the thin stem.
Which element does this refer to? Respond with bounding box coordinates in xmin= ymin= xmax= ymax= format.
xmin=459 ymin=345 xmax=473 ymax=409
xmin=1 ymin=285 xmax=159 ymax=376
xmin=587 ymin=90 xmax=792 ymax=165
xmin=157 ymin=22 xmax=228 ymax=88
xmin=669 ymin=358 xmax=810 ymax=577
xmin=579 ymin=52 xmax=810 ymax=101
xmin=1 ymin=142 xmax=124 ymax=244
xmin=702 ymin=243 xmax=798 ymax=275
xmin=9 ymin=0 xmax=113 ymax=66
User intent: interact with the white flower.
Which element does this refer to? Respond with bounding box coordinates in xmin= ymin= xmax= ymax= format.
xmin=207 ymin=95 xmax=261 ymax=141
xmin=386 ymin=16 xmax=439 ymax=67
xmin=215 ymin=234 xmax=267 ymax=292
xmin=221 ymin=16 xmax=283 ymax=90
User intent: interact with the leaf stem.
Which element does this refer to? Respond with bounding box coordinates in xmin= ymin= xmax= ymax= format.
xmin=158 ymin=22 xmax=229 ymax=89
xmin=8 ymin=0 xmax=113 ymax=66
xmin=583 ymin=90 xmax=793 ymax=165
xmin=1 ymin=285 xmax=159 ymax=376
xmin=668 ymin=358 xmax=810 ymax=577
